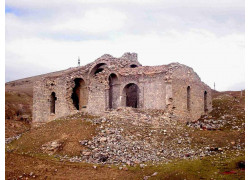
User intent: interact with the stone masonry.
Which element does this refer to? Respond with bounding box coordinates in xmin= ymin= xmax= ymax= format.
xmin=33 ymin=52 xmax=212 ymax=123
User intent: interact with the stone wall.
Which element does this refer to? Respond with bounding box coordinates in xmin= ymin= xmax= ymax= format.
xmin=33 ymin=53 xmax=142 ymax=121
xmin=118 ymin=74 xmax=166 ymax=110
xmin=142 ymin=74 xmax=166 ymax=110
xmin=33 ymin=53 xmax=212 ymax=124
xmin=169 ymin=64 xmax=212 ymax=122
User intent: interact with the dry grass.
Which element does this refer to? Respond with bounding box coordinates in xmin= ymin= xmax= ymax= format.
xmin=5 ymin=120 xmax=31 ymax=138
xmin=5 ymin=91 xmax=33 ymax=138
xmin=5 ymin=150 xmax=244 ymax=180
xmin=5 ymin=91 xmax=32 ymax=119
xmin=189 ymin=130 xmax=244 ymax=149
xmin=9 ymin=117 xmax=98 ymax=156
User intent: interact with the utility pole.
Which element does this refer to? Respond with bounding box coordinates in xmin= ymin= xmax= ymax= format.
xmin=78 ymin=57 xmax=80 ymax=67
xmin=214 ymin=82 xmax=215 ymax=90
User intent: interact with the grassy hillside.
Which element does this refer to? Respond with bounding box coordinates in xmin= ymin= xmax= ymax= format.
xmin=5 ymin=90 xmax=245 ymax=179
xmin=5 ymin=91 xmax=32 ymax=138
xmin=9 ymin=116 xmax=98 ymax=156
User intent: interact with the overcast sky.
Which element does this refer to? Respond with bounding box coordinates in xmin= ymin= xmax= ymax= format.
xmin=5 ymin=0 xmax=245 ymax=91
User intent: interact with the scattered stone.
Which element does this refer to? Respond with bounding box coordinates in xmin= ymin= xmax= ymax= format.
xmin=5 ymin=134 xmax=22 ymax=144
xmin=123 ymin=166 xmax=128 ymax=171
xmin=140 ymin=164 xmax=145 ymax=169
xmin=41 ymin=140 xmax=64 ymax=155
xmin=98 ymin=154 xmax=108 ymax=162
xmin=99 ymin=137 xmax=107 ymax=143
xmin=81 ymin=151 xmax=92 ymax=156
xmin=152 ymin=172 xmax=158 ymax=176
xmin=79 ymin=140 xmax=88 ymax=146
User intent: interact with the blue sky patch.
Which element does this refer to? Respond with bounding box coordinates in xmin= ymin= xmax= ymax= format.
xmin=5 ymin=5 xmax=30 ymax=16
xmin=6 ymin=6 xmax=15 ymax=13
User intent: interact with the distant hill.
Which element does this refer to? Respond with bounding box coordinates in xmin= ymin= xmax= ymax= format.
xmin=5 ymin=67 xmax=79 ymax=96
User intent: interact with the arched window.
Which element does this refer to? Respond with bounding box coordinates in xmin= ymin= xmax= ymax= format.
xmin=204 ymin=91 xmax=208 ymax=112
xmin=95 ymin=67 xmax=104 ymax=75
xmin=71 ymin=78 xmax=88 ymax=110
xmin=187 ymin=86 xmax=191 ymax=111
xmin=90 ymin=63 xmax=107 ymax=76
xmin=50 ymin=92 xmax=56 ymax=114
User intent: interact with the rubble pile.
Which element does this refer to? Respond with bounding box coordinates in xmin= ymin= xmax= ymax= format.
xmin=9 ymin=91 xmax=240 ymax=166
xmin=105 ymin=107 xmax=173 ymax=127
xmin=32 ymin=95 xmax=244 ymax=165
xmin=67 ymin=108 xmax=216 ymax=164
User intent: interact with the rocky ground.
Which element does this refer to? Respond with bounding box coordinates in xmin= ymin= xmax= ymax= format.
xmin=5 ymin=90 xmax=245 ymax=179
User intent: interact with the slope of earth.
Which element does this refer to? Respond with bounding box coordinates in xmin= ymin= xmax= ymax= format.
xmin=5 ymin=90 xmax=245 ymax=179
xmin=5 ymin=91 xmax=32 ymax=139
xmin=5 ymin=66 xmax=87 ymax=96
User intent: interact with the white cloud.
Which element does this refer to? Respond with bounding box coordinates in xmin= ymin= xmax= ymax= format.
xmin=6 ymin=29 xmax=244 ymax=91
xmin=6 ymin=0 xmax=244 ymax=9
xmin=5 ymin=0 xmax=245 ymax=91
xmin=52 ymin=8 xmax=127 ymax=33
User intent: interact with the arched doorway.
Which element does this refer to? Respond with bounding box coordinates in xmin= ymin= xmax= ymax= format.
xmin=50 ymin=92 xmax=56 ymax=114
xmin=71 ymin=78 xmax=88 ymax=110
xmin=123 ymin=83 xmax=139 ymax=108
xmin=204 ymin=91 xmax=208 ymax=112
xmin=108 ymin=73 xmax=119 ymax=109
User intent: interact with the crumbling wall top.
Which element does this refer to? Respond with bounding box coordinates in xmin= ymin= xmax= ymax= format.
xmin=118 ymin=62 xmax=184 ymax=76
xmin=120 ymin=52 xmax=138 ymax=62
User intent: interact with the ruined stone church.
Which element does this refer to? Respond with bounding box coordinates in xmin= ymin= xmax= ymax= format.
xmin=33 ymin=52 xmax=212 ymax=123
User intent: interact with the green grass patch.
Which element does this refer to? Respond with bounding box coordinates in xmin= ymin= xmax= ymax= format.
xmin=129 ymin=151 xmax=244 ymax=180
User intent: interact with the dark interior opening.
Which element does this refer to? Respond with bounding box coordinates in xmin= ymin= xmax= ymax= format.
xmin=50 ymin=92 xmax=56 ymax=114
xmin=71 ymin=78 xmax=88 ymax=110
xmin=187 ymin=86 xmax=191 ymax=111
xmin=108 ymin=73 xmax=118 ymax=109
xmin=204 ymin=91 xmax=208 ymax=112
xmin=124 ymin=83 xmax=139 ymax=108
xmin=71 ymin=78 xmax=81 ymax=110
xmin=130 ymin=64 xmax=138 ymax=68
xmin=90 ymin=63 xmax=107 ymax=76
xmin=95 ymin=68 xmax=104 ymax=75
